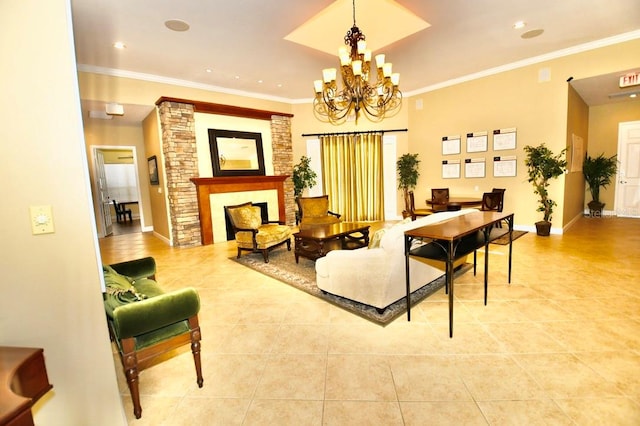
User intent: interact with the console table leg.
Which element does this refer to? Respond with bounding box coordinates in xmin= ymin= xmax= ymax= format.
xmin=448 ymin=240 xmax=454 ymax=338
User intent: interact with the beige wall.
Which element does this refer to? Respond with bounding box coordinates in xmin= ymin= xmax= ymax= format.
xmin=143 ymin=109 xmax=169 ymax=240
xmin=588 ymin=101 xmax=640 ymax=210
xmin=0 ymin=0 xmax=125 ymax=424
xmin=564 ymin=84 xmax=590 ymax=221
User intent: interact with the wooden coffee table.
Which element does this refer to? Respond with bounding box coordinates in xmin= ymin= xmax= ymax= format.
xmin=294 ymin=222 xmax=370 ymax=263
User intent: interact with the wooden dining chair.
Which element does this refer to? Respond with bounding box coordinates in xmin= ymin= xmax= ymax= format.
xmin=408 ymin=191 xmax=432 ymax=220
xmin=431 ymin=188 xmax=450 ymax=212
xmin=112 ymin=200 xmax=132 ymax=223
xmin=480 ymin=192 xmax=502 ymax=211
xmin=473 ymin=191 xmax=509 ymax=275
xmin=491 ymin=188 xmax=506 ymax=212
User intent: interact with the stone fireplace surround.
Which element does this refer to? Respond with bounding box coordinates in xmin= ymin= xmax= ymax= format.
xmin=156 ymin=97 xmax=294 ymax=247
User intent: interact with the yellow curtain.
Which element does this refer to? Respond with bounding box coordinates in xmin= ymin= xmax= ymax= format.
xmin=320 ymin=133 xmax=384 ymax=221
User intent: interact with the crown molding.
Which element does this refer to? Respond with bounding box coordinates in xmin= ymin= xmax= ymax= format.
xmin=78 ymin=30 xmax=640 ymax=103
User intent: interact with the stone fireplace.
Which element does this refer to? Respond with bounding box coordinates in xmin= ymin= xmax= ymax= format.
xmin=156 ymin=97 xmax=294 ymax=247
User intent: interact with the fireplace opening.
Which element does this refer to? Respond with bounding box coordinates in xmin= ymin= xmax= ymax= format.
xmin=224 ymin=202 xmax=269 ymax=241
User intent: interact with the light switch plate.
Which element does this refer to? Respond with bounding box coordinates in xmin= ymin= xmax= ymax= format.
xmin=30 ymin=205 xmax=55 ymax=235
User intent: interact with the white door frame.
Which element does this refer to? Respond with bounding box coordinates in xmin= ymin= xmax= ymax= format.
xmin=90 ymin=145 xmax=145 ymax=236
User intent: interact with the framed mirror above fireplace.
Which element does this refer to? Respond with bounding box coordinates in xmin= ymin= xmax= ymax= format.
xmin=208 ymin=129 xmax=266 ymax=176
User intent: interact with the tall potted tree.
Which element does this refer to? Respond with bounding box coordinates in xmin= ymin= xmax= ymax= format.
xmin=523 ymin=144 xmax=567 ymax=236
xmin=292 ymin=156 xmax=317 ymax=197
xmin=583 ymin=152 xmax=617 ymax=217
xmin=396 ymin=153 xmax=420 ymax=218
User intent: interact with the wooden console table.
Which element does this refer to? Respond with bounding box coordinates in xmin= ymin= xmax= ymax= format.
xmin=0 ymin=346 xmax=53 ymax=426
xmin=404 ymin=211 xmax=514 ymax=337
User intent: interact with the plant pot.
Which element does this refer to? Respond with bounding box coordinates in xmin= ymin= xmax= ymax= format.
xmin=587 ymin=200 xmax=605 ymax=217
xmin=535 ymin=221 xmax=551 ymax=236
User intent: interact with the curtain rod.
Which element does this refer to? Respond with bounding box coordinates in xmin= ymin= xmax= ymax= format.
xmin=301 ymin=128 xmax=408 ymax=137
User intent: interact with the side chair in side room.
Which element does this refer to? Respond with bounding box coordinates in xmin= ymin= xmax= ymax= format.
xmin=112 ymin=199 xmax=132 ymax=223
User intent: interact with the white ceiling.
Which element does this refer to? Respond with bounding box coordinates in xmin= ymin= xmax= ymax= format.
xmin=72 ymin=0 xmax=640 ymax=123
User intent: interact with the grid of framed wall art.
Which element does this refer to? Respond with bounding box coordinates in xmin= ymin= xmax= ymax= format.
xmin=441 ymin=128 xmax=517 ymax=179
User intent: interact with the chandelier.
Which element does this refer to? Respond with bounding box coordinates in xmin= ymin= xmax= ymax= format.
xmin=313 ymin=0 xmax=402 ymax=125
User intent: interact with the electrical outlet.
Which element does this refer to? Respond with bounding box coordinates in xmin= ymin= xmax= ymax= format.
xmin=30 ymin=205 xmax=55 ymax=235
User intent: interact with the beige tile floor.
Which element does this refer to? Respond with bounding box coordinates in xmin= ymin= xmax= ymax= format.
xmin=99 ymin=216 xmax=640 ymax=425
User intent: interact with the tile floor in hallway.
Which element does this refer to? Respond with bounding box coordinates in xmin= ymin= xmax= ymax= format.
xmin=99 ymin=216 xmax=640 ymax=425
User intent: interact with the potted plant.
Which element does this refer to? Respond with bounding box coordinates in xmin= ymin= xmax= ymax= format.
xmin=583 ymin=152 xmax=617 ymax=217
xmin=292 ymin=155 xmax=317 ymax=197
xmin=396 ymin=153 xmax=420 ymax=218
xmin=523 ymin=143 xmax=567 ymax=236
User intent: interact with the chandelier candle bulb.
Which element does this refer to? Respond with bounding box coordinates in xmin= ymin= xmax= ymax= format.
xmin=375 ymin=54 xmax=385 ymax=68
xmin=383 ymin=63 xmax=393 ymax=78
xmin=391 ymin=73 xmax=400 ymax=86
xmin=314 ymin=80 xmax=323 ymax=93
xmin=357 ymin=40 xmax=367 ymax=53
xmin=322 ymin=68 xmax=335 ymax=83
xmin=352 ymin=60 xmax=363 ymax=76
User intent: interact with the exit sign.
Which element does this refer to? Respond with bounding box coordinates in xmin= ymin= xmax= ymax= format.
xmin=619 ymin=72 xmax=640 ymax=88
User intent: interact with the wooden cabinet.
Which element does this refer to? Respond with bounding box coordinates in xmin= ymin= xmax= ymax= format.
xmin=0 ymin=347 xmax=53 ymax=426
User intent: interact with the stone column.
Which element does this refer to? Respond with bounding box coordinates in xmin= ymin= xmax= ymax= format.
xmin=157 ymin=101 xmax=201 ymax=247
xmin=270 ymin=115 xmax=295 ymax=225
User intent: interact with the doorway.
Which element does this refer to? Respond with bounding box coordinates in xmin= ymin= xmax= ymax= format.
xmin=615 ymin=120 xmax=640 ymax=218
xmin=91 ymin=146 xmax=144 ymax=236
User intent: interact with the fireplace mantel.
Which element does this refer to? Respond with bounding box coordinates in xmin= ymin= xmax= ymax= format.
xmin=190 ymin=175 xmax=289 ymax=245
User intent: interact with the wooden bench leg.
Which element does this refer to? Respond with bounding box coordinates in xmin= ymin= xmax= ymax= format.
xmin=121 ymin=338 xmax=142 ymax=419
xmin=188 ymin=317 xmax=204 ymax=388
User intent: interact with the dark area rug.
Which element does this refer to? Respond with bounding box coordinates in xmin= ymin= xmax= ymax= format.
xmin=490 ymin=230 xmax=528 ymax=245
xmin=231 ymin=249 xmax=472 ymax=326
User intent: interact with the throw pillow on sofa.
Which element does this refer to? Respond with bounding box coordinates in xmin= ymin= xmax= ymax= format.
xmin=369 ymin=217 xmax=411 ymax=249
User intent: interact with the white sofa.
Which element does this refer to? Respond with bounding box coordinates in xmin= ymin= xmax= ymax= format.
xmin=315 ymin=209 xmax=477 ymax=311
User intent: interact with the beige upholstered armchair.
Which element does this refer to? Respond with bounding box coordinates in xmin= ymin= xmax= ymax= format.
xmin=225 ymin=202 xmax=292 ymax=263
xmin=296 ymin=195 xmax=341 ymax=225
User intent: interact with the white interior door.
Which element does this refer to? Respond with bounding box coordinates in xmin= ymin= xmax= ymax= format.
xmin=615 ymin=120 xmax=640 ymax=218
xmin=95 ymin=150 xmax=113 ymax=235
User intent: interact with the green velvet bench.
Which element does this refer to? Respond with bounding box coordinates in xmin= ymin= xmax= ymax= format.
xmin=103 ymin=257 xmax=203 ymax=419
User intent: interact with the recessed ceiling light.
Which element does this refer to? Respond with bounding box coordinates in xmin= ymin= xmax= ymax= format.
xmin=205 ymin=69 xmax=212 ymax=73
xmin=257 ymin=80 xmax=263 ymax=84
xmin=513 ymin=21 xmax=526 ymax=29
xmin=235 ymin=75 xmax=240 ymax=79
xmin=164 ymin=19 xmax=190 ymax=32
xmin=113 ymin=41 xmax=126 ymax=49
xmin=521 ymin=29 xmax=544 ymax=39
